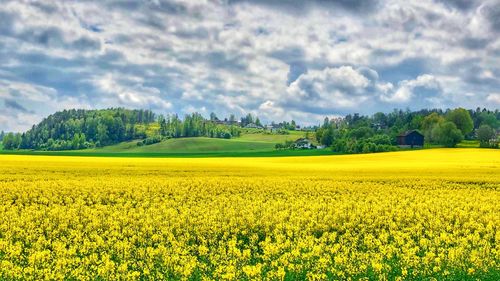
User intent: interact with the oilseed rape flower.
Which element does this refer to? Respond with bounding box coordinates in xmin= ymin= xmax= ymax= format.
xmin=0 ymin=148 xmax=499 ymax=280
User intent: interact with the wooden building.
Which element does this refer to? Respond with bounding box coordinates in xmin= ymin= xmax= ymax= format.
xmin=397 ymin=130 xmax=424 ymax=148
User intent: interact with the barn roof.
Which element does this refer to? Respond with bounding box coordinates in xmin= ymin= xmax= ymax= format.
xmin=397 ymin=130 xmax=423 ymax=137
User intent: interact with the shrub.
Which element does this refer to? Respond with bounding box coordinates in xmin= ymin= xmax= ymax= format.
xmin=432 ymin=121 xmax=463 ymax=147
xmin=477 ymin=125 xmax=496 ymax=148
xmin=140 ymin=135 xmax=163 ymax=146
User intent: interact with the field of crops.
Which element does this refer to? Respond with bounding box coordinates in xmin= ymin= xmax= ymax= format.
xmin=0 ymin=149 xmax=499 ymax=280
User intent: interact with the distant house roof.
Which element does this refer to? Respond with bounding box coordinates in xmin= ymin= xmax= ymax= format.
xmin=245 ymin=123 xmax=262 ymax=128
xmin=397 ymin=130 xmax=423 ymax=137
xmin=397 ymin=130 xmax=424 ymax=147
xmin=266 ymin=124 xmax=282 ymax=128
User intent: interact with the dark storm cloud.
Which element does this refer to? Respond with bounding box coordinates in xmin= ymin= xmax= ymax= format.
xmin=1 ymin=46 xmax=183 ymax=104
xmin=173 ymin=27 xmax=210 ymax=40
xmin=0 ymin=12 xmax=101 ymax=52
xmin=377 ymin=58 xmax=430 ymax=84
xmin=0 ymin=11 xmax=17 ymax=35
xmin=269 ymin=47 xmax=306 ymax=64
xmin=101 ymin=0 xmax=199 ymax=33
xmin=269 ymin=48 xmax=308 ymax=85
xmin=31 ymin=1 xmax=59 ymax=14
xmin=106 ymin=0 xmax=191 ymax=15
xmin=72 ymin=36 xmax=101 ymax=50
xmin=4 ymin=99 xmax=33 ymax=113
xmin=485 ymin=2 xmax=500 ymax=32
xmin=105 ymin=0 xmax=141 ymax=11
xmin=29 ymin=27 xmax=65 ymax=47
xmin=436 ymin=0 xmax=481 ymax=11
xmin=147 ymin=1 xmax=189 ymax=14
xmin=462 ymin=65 xmax=500 ymax=89
xmin=461 ymin=37 xmax=491 ymax=50
xmin=287 ymin=63 xmax=308 ymax=86
xmin=7 ymin=63 xmax=85 ymax=96
xmin=205 ymin=51 xmax=248 ymax=71
xmin=137 ymin=15 xmax=168 ymax=31
xmin=228 ymin=0 xmax=380 ymax=14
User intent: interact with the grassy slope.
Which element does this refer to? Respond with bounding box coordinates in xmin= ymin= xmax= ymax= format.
xmin=237 ymin=130 xmax=305 ymax=142
xmin=83 ymin=131 xmax=308 ymax=154
xmin=1 ymin=129 xmax=483 ymax=158
xmin=456 ymin=140 xmax=479 ymax=148
xmin=0 ymin=131 xmax=330 ymax=157
xmin=0 ymin=147 xmax=334 ymax=158
xmin=87 ymin=138 xmax=274 ymax=153
xmin=425 ymin=140 xmax=480 ymax=149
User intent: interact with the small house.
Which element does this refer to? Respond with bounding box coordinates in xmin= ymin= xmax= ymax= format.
xmin=397 ymin=130 xmax=424 ymax=148
xmin=265 ymin=124 xmax=282 ymax=132
xmin=294 ymin=138 xmax=314 ymax=149
xmin=245 ymin=123 xmax=262 ymax=129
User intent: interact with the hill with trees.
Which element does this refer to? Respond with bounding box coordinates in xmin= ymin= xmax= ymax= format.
xmin=1 ymin=108 xmax=242 ymax=151
xmin=315 ymin=107 xmax=499 ymax=154
xmin=1 ymin=107 xmax=499 ymax=154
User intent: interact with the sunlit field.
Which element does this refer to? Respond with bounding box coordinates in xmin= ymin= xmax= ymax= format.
xmin=0 ymin=149 xmax=499 ymax=280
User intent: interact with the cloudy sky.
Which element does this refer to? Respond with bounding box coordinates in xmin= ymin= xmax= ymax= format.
xmin=0 ymin=0 xmax=499 ymax=131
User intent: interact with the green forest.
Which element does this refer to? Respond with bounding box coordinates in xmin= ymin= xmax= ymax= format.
xmin=0 ymin=109 xmax=242 ymax=150
xmin=1 ymin=107 xmax=499 ymax=153
xmin=315 ymin=108 xmax=499 ymax=153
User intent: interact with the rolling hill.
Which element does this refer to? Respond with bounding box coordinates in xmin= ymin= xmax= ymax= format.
xmin=86 ymin=137 xmax=273 ymax=153
xmin=84 ymin=130 xmax=307 ymax=154
xmin=0 ymin=129 xmax=333 ymax=157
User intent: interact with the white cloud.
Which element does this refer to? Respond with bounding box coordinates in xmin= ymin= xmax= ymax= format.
xmin=486 ymin=93 xmax=500 ymax=104
xmin=381 ymin=74 xmax=441 ymax=103
xmin=181 ymin=90 xmax=204 ymax=101
xmin=0 ymin=111 xmax=40 ymax=132
xmin=92 ymin=74 xmax=172 ymax=110
xmin=281 ymin=66 xmax=447 ymax=115
xmin=258 ymin=100 xmax=285 ymax=119
xmin=0 ymin=79 xmax=57 ymax=102
xmin=0 ymin=79 xmax=94 ymax=131
xmin=0 ymin=0 xmax=499 ymax=131
xmin=285 ymin=66 xmax=375 ymax=110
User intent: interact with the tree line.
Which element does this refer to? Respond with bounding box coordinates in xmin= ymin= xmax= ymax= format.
xmin=316 ymin=107 xmax=499 ymax=154
xmin=141 ymin=113 xmax=241 ymax=146
xmin=1 ymin=109 xmax=242 ymax=150
xmin=2 ymin=107 xmax=499 ymax=152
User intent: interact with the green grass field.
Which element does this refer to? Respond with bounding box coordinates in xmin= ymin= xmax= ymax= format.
xmin=456 ymin=140 xmax=480 ymax=148
xmin=237 ymin=130 xmax=306 ymax=142
xmin=0 ymin=148 xmax=334 ymax=158
xmin=0 ymin=130 xmax=486 ymax=158
xmin=81 ymin=131 xmax=308 ymax=153
xmin=424 ymin=140 xmax=480 ymax=149
xmin=0 ymin=131 xmax=331 ymax=157
xmin=87 ymin=137 xmax=275 ymax=153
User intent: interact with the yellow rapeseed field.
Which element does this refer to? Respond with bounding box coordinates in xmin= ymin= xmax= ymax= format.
xmin=0 ymin=148 xmax=499 ymax=280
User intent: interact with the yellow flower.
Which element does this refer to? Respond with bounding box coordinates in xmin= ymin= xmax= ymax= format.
xmin=0 ymin=149 xmax=498 ymax=280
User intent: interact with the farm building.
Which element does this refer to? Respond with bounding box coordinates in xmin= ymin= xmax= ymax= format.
xmin=294 ymin=138 xmax=314 ymax=149
xmin=397 ymin=130 xmax=424 ymax=148
xmin=265 ymin=124 xmax=280 ymax=132
xmin=245 ymin=123 xmax=262 ymax=129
